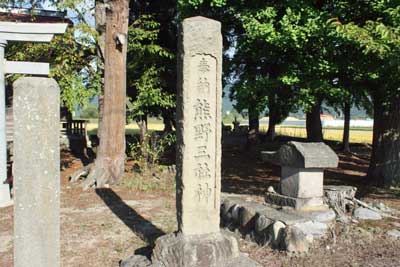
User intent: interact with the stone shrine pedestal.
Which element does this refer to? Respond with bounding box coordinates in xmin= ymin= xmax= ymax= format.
xmin=262 ymin=142 xmax=339 ymax=211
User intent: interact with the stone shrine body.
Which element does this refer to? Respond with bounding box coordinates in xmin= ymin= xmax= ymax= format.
xmin=262 ymin=141 xmax=339 ymax=210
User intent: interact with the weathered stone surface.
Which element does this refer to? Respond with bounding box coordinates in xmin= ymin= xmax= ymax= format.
xmin=13 ymin=77 xmax=60 ymax=267
xmin=255 ymin=215 xmax=273 ymax=233
xmin=281 ymin=167 xmax=324 ymax=198
xmin=176 ymin=16 xmax=222 ymax=236
xmin=260 ymin=151 xmax=279 ymax=165
xmin=293 ymin=221 xmax=328 ymax=238
xmin=283 ymin=226 xmax=310 ymax=253
xmin=265 ymin=192 xmax=326 ymax=211
xmin=239 ymin=206 xmax=257 ymax=230
xmin=353 ymin=207 xmax=382 ymax=220
xmin=371 ymin=202 xmax=394 ymax=213
xmin=387 ymin=229 xmax=400 ymax=239
xmin=278 ymin=142 xmax=339 ymax=168
xmin=151 ymin=232 xmax=239 ymax=267
xmin=295 ymin=209 xmax=336 ymax=223
xmin=146 ymin=17 xmax=258 ymax=267
xmin=271 ymin=221 xmax=286 ymax=248
xmin=120 ymin=255 xmax=151 ymax=267
xmin=263 ymin=142 xmax=339 ymax=211
xmin=231 ymin=204 xmax=241 ymax=224
xmin=224 ymin=254 xmax=261 ymax=267
xmin=219 ymin=195 xmax=335 ymax=251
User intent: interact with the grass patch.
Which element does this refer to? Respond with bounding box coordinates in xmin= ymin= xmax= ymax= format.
xmin=122 ymin=166 xmax=176 ymax=193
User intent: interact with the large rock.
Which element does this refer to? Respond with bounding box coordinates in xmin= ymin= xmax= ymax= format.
xmin=293 ymin=221 xmax=328 ymax=238
xmin=283 ymin=226 xmax=310 ymax=253
xmin=151 ymin=232 xmax=259 ymax=267
xmin=387 ymin=229 xmax=400 ymax=239
xmin=271 ymin=221 xmax=286 ymax=248
xmin=353 ymin=207 xmax=382 ymax=220
xmin=255 ymin=215 xmax=273 ymax=234
xmin=120 ymin=255 xmax=151 ymax=267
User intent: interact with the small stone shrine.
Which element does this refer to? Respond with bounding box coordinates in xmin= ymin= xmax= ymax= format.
xmin=219 ymin=142 xmax=339 ymax=253
xmin=262 ymin=141 xmax=339 ymax=210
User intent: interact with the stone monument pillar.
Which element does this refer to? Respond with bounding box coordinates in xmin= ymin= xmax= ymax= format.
xmin=13 ymin=77 xmax=60 ymax=267
xmin=144 ymin=17 xmax=258 ymax=267
xmin=176 ymin=16 xmax=222 ymax=235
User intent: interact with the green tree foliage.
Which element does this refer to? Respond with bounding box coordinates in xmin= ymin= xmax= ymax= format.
xmin=5 ymin=1 xmax=100 ymax=112
xmin=126 ymin=14 xmax=175 ymax=122
xmin=329 ymin=1 xmax=400 ymax=186
xmin=79 ymin=103 xmax=99 ymax=119
xmin=181 ymin=1 xmax=400 ymax=185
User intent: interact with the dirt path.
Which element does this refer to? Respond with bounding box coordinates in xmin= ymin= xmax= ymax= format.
xmin=0 ymin=158 xmax=177 ymax=267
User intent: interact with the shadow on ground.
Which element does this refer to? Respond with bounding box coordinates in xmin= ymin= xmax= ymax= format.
xmin=95 ymin=188 xmax=165 ymax=245
xmin=221 ymin=135 xmax=387 ymax=198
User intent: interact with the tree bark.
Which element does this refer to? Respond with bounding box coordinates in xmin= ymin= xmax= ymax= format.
xmin=306 ymin=99 xmax=323 ymax=142
xmin=247 ymin=104 xmax=259 ymax=147
xmin=368 ymin=95 xmax=400 ymax=187
xmin=137 ymin=115 xmax=148 ymax=168
xmin=342 ymin=101 xmax=351 ymax=152
xmin=95 ymin=1 xmax=106 ymax=140
xmin=266 ymin=117 xmax=276 ymax=141
xmin=266 ymin=94 xmax=277 ymax=141
xmin=83 ymin=0 xmax=129 ymax=189
xmin=162 ymin=109 xmax=174 ymax=133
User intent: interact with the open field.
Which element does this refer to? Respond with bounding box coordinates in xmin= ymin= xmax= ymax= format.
xmin=270 ymin=125 xmax=373 ymax=144
xmin=87 ymin=120 xmax=373 ymax=144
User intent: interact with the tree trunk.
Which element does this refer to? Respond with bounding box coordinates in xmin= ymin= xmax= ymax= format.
xmin=95 ymin=1 xmax=106 ymax=140
xmin=137 ymin=115 xmax=148 ymax=167
xmin=162 ymin=109 xmax=174 ymax=133
xmin=342 ymin=101 xmax=351 ymax=152
xmin=266 ymin=117 xmax=276 ymax=141
xmin=306 ymin=99 xmax=323 ymax=142
xmin=83 ymin=0 xmax=129 ymax=189
xmin=247 ymin=104 xmax=259 ymax=147
xmin=368 ymin=95 xmax=400 ymax=187
xmin=266 ymin=94 xmax=276 ymax=142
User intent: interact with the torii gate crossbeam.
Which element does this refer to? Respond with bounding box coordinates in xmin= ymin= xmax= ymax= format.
xmin=0 ymin=22 xmax=67 ymax=207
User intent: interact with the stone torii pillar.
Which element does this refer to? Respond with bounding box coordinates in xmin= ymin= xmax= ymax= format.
xmin=0 ymin=22 xmax=67 ymax=207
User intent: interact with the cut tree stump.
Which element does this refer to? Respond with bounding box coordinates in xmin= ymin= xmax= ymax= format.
xmin=324 ymin=185 xmax=357 ymax=222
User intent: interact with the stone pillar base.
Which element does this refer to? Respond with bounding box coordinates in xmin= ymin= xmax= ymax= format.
xmin=152 ymin=232 xmax=258 ymax=267
xmin=265 ymin=192 xmax=328 ymax=211
xmin=121 ymin=232 xmax=260 ymax=267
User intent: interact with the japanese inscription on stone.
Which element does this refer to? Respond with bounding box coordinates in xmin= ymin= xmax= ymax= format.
xmin=191 ymin=55 xmax=217 ymax=206
xmin=177 ymin=16 xmax=222 ymax=236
